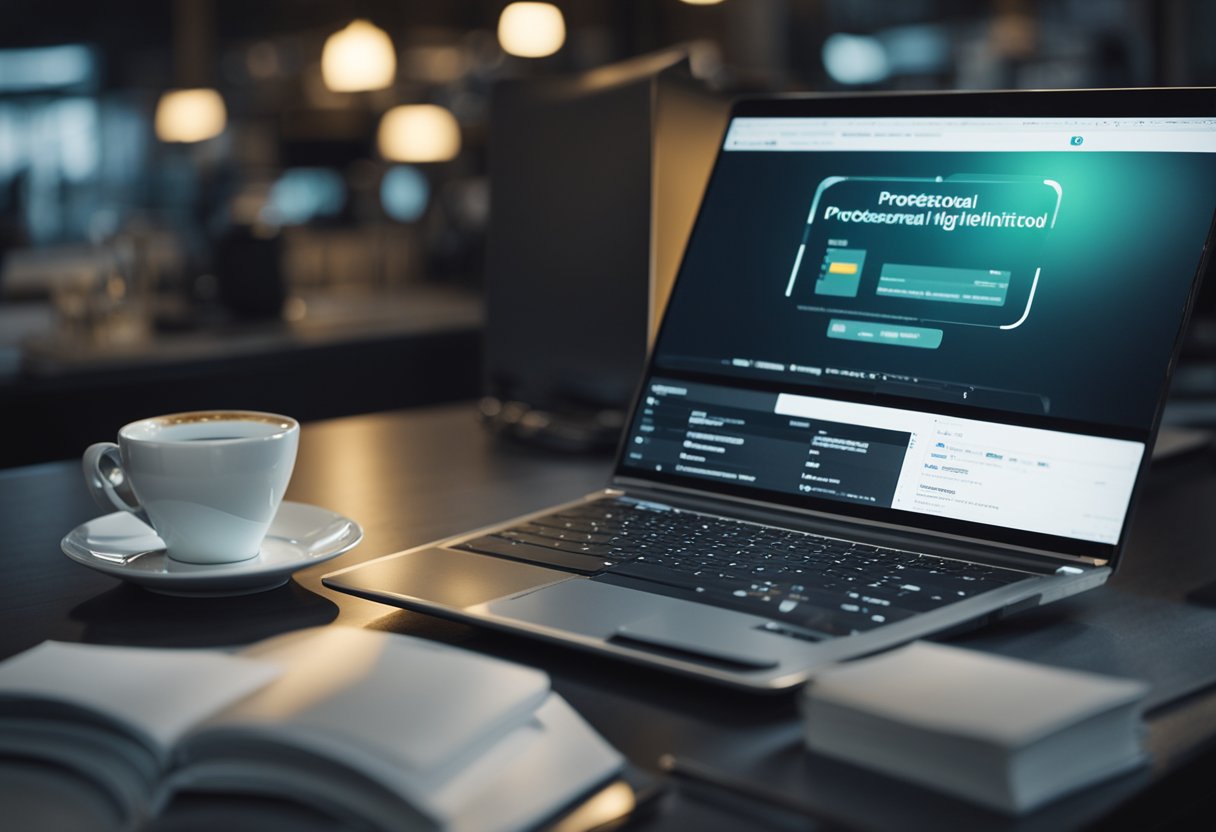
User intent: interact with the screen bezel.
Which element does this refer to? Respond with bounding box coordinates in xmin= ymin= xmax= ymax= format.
xmin=612 ymin=87 xmax=1216 ymax=566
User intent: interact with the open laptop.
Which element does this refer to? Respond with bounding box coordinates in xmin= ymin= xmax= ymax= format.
xmin=326 ymin=88 xmax=1216 ymax=691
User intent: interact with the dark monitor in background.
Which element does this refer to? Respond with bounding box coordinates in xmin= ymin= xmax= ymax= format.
xmin=483 ymin=50 xmax=728 ymax=450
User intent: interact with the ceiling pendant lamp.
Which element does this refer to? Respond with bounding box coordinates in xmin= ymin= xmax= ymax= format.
xmin=156 ymin=0 xmax=226 ymax=143
xmin=155 ymin=87 xmax=227 ymax=143
xmin=497 ymin=3 xmax=566 ymax=59
xmin=377 ymin=104 xmax=461 ymax=163
xmin=322 ymin=19 xmax=397 ymax=92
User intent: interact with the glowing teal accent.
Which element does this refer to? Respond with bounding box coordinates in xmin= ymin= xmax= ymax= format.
xmin=826 ymin=319 xmax=943 ymax=349
xmin=1000 ymin=268 xmax=1041 ymax=330
xmin=1043 ymin=179 xmax=1063 ymax=227
xmin=877 ymin=263 xmax=1009 ymax=306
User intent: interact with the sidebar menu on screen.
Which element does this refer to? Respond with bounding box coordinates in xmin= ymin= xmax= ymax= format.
xmin=627 ymin=380 xmax=910 ymax=506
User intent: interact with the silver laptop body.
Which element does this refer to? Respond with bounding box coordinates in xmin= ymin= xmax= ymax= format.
xmin=326 ymin=89 xmax=1216 ymax=691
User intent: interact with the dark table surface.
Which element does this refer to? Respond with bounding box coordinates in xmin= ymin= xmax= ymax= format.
xmin=5 ymin=404 xmax=1216 ymax=831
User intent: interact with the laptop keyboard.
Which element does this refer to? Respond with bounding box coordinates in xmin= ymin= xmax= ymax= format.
xmin=453 ymin=498 xmax=1030 ymax=638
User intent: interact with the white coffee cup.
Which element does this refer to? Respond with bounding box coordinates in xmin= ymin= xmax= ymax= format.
xmin=82 ymin=411 xmax=299 ymax=564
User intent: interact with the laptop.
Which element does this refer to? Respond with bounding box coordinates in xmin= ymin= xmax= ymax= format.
xmin=325 ymin=88 xmax=1216 ymax=691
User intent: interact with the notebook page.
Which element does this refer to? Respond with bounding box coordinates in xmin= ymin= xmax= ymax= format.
xmin=207 ymin=627 xmax=551 ymax=776
xmin=0 ymin=642 xmax=281 ymax=755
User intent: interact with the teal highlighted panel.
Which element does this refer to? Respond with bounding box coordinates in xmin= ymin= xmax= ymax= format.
xmin=876 ymin=263 xmax=1010 ymax=307
xmin=826 ymin=318 xmax=943 ymax=350
xmin=815 ymin=247 xmax=867 ymax=298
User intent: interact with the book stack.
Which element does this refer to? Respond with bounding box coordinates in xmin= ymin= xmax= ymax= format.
xmin=801 ymin=641 xmax=1149 ymax=814
xmin=0 ymin=627 xmax=624 ymax=830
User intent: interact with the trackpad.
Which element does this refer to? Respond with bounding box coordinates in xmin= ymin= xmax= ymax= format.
xmin=481 ymin=580 xmax=781 ymax=669
xmin=616 ymin=613 xmax=779 ymax=669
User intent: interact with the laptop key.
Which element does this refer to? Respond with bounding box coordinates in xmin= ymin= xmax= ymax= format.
xmin=499 ymin=529 xmax=615 ymax=554
xmin=795 ymin=603 xmax=919 ymax=636
xmin=514 ymin=524 xmax=615 ymax=544
xmin=603 ymin=559 xmax=700 ymax=589
xmin=528 ymin=515 xmax=611 ymax=534
xmin=454 ymin=536 xmax=613 ymax=574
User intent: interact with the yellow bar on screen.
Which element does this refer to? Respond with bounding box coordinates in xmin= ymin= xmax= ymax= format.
xmin=828 ymin=261 xmax=859 ymax=275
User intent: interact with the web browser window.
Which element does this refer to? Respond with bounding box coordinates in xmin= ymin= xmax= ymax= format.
xmin=621 ymin=114 xmax=1216 ymax=549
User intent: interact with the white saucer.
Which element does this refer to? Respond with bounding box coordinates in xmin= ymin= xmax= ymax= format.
xmin=61 ymin=502 xmax=363 ymax=596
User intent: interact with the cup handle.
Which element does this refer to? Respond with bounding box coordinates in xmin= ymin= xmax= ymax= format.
xmin=82 ymin=442 xmax=151 ymax=525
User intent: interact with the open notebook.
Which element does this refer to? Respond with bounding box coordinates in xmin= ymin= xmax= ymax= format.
xmin=0 ymin=627 xmax=624 ymax=831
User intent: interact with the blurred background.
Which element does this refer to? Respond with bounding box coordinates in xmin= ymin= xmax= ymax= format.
xmin=3 ymin=0 xmax=1216 ymax=467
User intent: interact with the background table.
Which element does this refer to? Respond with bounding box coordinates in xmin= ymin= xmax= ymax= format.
xmin=4 ymin=404 xmax=1216 ymax=830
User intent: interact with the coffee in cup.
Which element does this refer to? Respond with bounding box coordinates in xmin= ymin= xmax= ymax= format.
xmin=82 ymin=411 xmax=299 ymax=564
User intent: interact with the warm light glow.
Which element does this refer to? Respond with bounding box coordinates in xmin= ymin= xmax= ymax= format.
xmin=497 ymin=2 xmax=566 ymax=58
xmin=377 ymin=104 xmax=461 ymax=163
xmin=679 ymin=0 xmax=727 ymax=5
xmin=154 ymin=88 xmax=227 ymax=143
xmin=321 ymin=19 xmax=396 ymax=92
xmin=548 ymin=781 xmax=636 ymax=832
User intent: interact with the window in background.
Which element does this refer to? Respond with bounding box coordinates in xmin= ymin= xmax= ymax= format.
xmin=263 ymin=168 xmax=347 ymax=226
xmin=380 ymin=166 xmax=430 ymax=223
xmin=0 ymin=46 xmax=109 ymax=245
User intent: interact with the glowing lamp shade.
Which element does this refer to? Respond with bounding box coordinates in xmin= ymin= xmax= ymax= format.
xmin=679 ymin=0 xmax=726 ymax=5
xmin=321 ymin=19 xmax=396 ymax=92
xmin=377 ymin=104 xmax=461 ymax=163
xmin=497 ymin=3 xmax=566 ymax=58
xmin=154 ymin=88 xmax=227 ymax=143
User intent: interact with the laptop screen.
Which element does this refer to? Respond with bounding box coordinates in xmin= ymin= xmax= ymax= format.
xmin=617 ymin=92 xmax=1216 ymax=560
